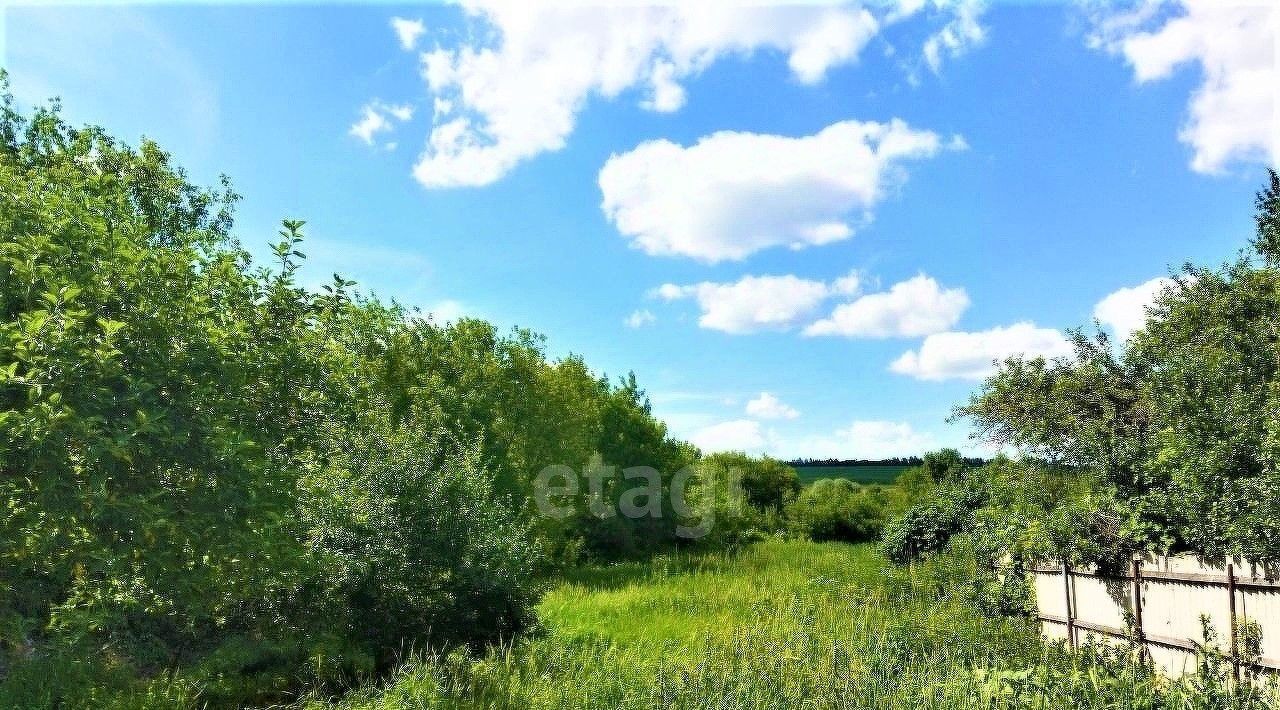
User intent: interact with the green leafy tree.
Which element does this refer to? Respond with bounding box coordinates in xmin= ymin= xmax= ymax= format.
xmin=0 ymin=76 xmax=711 ymax=705
xmin=0 ymin=90 xmax=318 ymax=669
xmin=700 ymin=452 xmax=800 ymax=512
xmin=895 ymin=448 xmax=969 ymax=505
xmin=788 ymin=479 xmax=896 ymax=544
xmin=956 ymin=170 xmax=1280 ymax=563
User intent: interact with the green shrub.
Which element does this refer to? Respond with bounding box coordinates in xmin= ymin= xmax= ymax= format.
xmin=892 ymin=449 xmax=968 ymax=503
xmin=882 ymin=452 xmax=1133 ymax=572
xmin=698 ymin=452 xmax=801 ymax=511
xmin=786 ymin=479 xmax=894 ymax=543
xmin=302 ymin=417 xmax=541 ymax=661
xmin=880 ymin=478 xmax=987 ymax=562
xmin=956 ymin=171 xmax=1280 ymax=564
xmin=894 ymin=466 xmax=936 ymax=506
xmin=0 ymin=88 xmax=319 ymax=676
xmin=674 ymin=455 xmax=788 ymax=549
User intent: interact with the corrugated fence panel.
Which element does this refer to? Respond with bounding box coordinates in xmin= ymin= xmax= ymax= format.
xmin=1241 ymin=588 xmax=1280 ymax=663
xmin=1141 ymin=578 xmax=1230 ymax=648
xmin=1033 ymin=571 xmax=1068 ymax=619
xmin=1028 ymin=554 xmax=1280 ymax=678
xmin=1070 ymin=573 xmax=1130 ymax=631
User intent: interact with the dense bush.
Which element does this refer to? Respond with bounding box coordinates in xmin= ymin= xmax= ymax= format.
xmin=879 ymin=173 xmax=1280 ymax=573
xmin=661 ymin=452 xmax=797 ymax=549
xmin=708 ymin=452 xmax=801 ymax=511
xmin=880 ymin=466 xmax=989 ymax=563
xmin=893 ymin=448 xmax=969 ymax=507
xmin=302 ymin=417 xmax=540 ymax=659
xmin=787 ymin=479 xmax=897 ymax=544
xmin=0 ymin=98 xmax=319 ymax=678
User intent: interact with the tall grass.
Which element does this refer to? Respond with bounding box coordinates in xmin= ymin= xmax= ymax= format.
xmin=312 ymin=540 xmax=1276 ymax=709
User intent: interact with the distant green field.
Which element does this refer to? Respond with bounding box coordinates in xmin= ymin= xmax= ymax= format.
xmin=790 ymin=465 xmax=910 ymax=485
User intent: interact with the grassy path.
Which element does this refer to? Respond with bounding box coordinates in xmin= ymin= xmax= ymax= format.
xmin=320 ymin=540 xmax=1041 ymax=709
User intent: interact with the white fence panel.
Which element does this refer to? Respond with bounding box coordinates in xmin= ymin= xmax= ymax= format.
xmin=1028 ymin=554 xmax=1280 ymax=678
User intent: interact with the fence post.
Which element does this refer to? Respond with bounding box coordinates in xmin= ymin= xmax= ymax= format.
xmin=1062 ymin=559 xmax=1076 ymax=650
xmin=1228 ymin=562 xmax=1240 ymax=683
xmin=1131 ymin=559 xmax=1146 ymax=660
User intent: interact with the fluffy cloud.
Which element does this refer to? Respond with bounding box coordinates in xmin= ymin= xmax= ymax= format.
xmin=805 ymin=274 xmax=968 ymax=338
xmin=624 ymin=309 xmax=656 ymax=328
xmin=601 ymin=120 xmax=954 ymax=262
xmin=889 ymin=322 xmax=1073 ymax=381
xmin=657 ymin=270 xmax=860 ymax=334
xmin=350 ymin=106 xmax=391 ymax=145
xmin=745 ymin=392 xmax=800 ymax=420
xmin=405 ymin=2 xmax=982 ymax=188
xmin=1090 ymin=0 xmax=1278 ymax=173
xmin=1093 ymin=276 xmax=1177 ymax=340
xmin=791 ymin=420 xmax=934 ymax=460
xmin=350 ymin=102 xmax=415 ymax=146
xmin=689 ymin=419 xmax=770 ymax=454
xmin=390 ymin=17 xmax=426 ymax=51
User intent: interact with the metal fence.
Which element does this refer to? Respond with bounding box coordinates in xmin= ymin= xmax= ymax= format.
xmin=1028 ymin=556 xmax=1280 ymax=678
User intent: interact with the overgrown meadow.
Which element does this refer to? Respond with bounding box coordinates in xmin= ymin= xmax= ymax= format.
xmin=321 ymin=541 xmax=1274 ymax=710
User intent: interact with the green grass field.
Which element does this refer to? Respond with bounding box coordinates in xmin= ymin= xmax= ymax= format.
xmin=791 ymin=465 xmax=911 ymax=485
xmin=318 ymin=540 xmax=1045 ymax=709
xmin=317 ymin=541 xmax=1278 ymax=710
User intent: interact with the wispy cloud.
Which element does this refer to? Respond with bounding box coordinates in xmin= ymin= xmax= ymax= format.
xmin=350 ymin=101 xmax=415 ymax=147
xmin=624 ymin=309 xmax=656 ymax=328
xmin=1088 ymin=0 xmax=1278 ymax=173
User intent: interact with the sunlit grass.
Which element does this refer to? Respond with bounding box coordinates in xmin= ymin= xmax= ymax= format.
xmin=312 ymin=539 xmax=1280 ymax=709
xmin=315 ymin=539 xmax=1044 ymax=709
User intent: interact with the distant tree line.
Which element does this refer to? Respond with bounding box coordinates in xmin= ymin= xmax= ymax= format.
xmin=788 ymin=456 xmax=986 ymax=468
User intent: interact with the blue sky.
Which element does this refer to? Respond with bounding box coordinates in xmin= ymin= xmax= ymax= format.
xmin=4 ymin=1 xmax=1276 ymax=458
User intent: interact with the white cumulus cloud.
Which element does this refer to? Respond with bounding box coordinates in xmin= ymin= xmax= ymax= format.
xmin=657 ymin=270 xmax=861 ymax=334
xmin=1090 ymin=0 xmax=1278 ymax=174
xmin=391 ymin=17 xmax=426 ymax=51
xmin=745 ymin=392 xmax=800 ymax=420
xmin=601 ymin=119 xmax=955 ymax=262
xmin=403 ymin=2 xmax=982 ymax=188
xmin=690 ymin=419 xmax=771 ymax=454
xmin=350 ymin=106 xmax=392 ymax=145
xmin=1093 ymin=276 xmax=1178 ymax=340
xmin=805 ymin=274 xmax=968 ymax=338
xmin=889 ymin=321 xmax=1073 ymax=381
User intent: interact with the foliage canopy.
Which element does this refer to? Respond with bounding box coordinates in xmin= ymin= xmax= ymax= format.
xmin=956 ymin=170 xmax=1280 ymax=563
